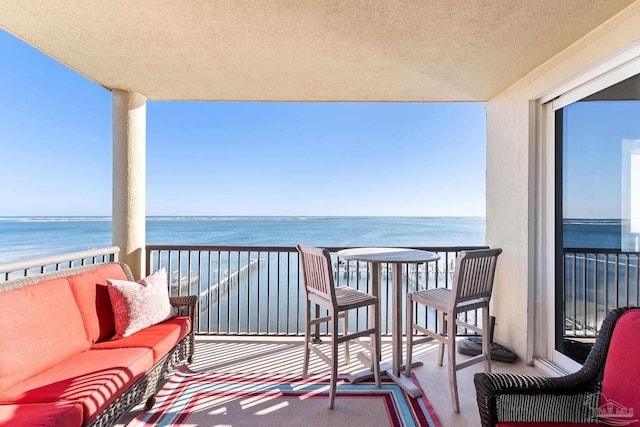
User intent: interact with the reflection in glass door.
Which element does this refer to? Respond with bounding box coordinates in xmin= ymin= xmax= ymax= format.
xmin=555 ymin=74 xmax=640 ymax=363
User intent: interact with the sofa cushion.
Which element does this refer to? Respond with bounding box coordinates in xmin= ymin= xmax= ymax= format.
xmin=68 ymin=264 xmax=129 ymax=343
xmin=600 ymin=309 xmax=640 ymax=427
xmin=0 ymin=402 xmax=83 ymax=427
xmin=0 ymin=347 xmax=153 ymax=424
xmin=91 ymin=317 xmax=191 ymax=362
xmin=108 ymin=268 xmax=176 ymax=338
xmin=0 ymin=278 xmax=90 ymax=392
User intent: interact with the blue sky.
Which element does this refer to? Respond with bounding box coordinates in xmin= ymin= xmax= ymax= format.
xmin=0 ymin=30 xmax=487 ymax=217
xmin=563 ymin=101 xmax=640 ymax=219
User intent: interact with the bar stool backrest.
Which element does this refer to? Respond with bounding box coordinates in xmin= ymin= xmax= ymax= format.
xmin=450 ymin=248 xmax=502 ymax=305
xmin=297 ymin=244 xmax=337 ymax=307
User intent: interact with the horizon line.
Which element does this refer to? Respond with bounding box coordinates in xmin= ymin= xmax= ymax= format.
xmin=0 ymin=215 xmax=487 ymax=221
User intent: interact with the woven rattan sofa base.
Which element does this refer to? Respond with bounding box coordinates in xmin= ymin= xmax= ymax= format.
xmin=86 ymin=333 xmax=193 ymax=427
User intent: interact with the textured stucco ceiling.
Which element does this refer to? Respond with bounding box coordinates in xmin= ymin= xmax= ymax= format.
xmin=0 ymin=1 xmax=636 ymax=101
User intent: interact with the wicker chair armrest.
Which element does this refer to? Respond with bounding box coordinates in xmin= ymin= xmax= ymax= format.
xmin=474 ymin=372 xmax=601 ymax=427
xmin=170 ymin=295 xmax=198 ymax=328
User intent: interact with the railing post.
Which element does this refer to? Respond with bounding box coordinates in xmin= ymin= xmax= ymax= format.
xmin=312 ymin=305 xmax=322 ymax=343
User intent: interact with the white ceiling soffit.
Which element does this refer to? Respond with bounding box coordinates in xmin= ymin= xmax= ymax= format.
xmin=0 ymin=1 xmax=635 ymax=102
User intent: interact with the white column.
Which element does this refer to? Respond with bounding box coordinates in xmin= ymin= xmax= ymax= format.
xmin=112 ymin=90 xmax=146 ymax=280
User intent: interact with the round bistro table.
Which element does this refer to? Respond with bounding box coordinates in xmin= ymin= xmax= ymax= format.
xmin=337 ymin=247 xmax=440 ymax=397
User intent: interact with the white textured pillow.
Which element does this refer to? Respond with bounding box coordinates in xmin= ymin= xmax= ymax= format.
xmin=107 ymin=268 xmax=176 ymax=339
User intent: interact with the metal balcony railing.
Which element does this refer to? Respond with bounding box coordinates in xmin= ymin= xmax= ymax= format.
xmin=563 ymin=248 xmax=640 ymax=338
xmin=4 ymin=245 xmax=636 ymax=342
xmin=0 ymin=246 xmax=120 ymax=281
xmin=146 ymin=244 xmax=489 ymax=336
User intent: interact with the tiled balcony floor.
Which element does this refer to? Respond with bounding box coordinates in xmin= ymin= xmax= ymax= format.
xmin=119 ymin=335 xmax=544 ymax=426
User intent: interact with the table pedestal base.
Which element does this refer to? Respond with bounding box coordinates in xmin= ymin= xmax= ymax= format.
xmin=347 ymin=356 xmax=424 ymax=398
xmin=385 ymin=368 xmax=423 ymax=398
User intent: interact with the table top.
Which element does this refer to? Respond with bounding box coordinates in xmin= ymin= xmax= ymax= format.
xmin=337 ymin=247 xmax=440 ymax=264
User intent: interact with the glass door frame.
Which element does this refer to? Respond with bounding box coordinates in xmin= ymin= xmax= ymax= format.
xmin=534 ymin=44 xmax=640 ymax=373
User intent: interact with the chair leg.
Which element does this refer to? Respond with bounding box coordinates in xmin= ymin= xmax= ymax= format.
xmin=370 ymin=332 xmax=380 ymax=388
xmin=343 ymin=312 xmax=350 ymax=365
xmin=302 ymin=300 xmax=311 ymax=379
xmin=482 ymin=306 xmax=491 ymax=373
xmin=329 ymin=315 xmax=339 ymax=409
xmin=405 ymin=294 xmax=414 ymax=377
xmin=447 ymin=311 xmax=460 ymax=413
xmin=438 ymin=311 xmax=445 ymax=367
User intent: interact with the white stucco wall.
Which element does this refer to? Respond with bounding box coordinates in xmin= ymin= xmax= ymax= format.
xmin=486 ymin=1 xmax=640 ymax=361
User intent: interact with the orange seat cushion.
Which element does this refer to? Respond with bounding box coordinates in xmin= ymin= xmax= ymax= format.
xmin=0 ymin=278 xmax=90 ymax=392
xmin=68 ymin=264 xmax=129 ymax=342
xmin=0 ymin=402 xmax=83 ymax=427
xmin=0 ymin=348 xmax=153 ymax=424
xmin=92 ymin=316 xmax=191 ymax=362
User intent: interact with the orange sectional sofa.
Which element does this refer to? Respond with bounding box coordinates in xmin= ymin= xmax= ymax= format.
xmin=0 ymin=262 xmax=197 ymax=427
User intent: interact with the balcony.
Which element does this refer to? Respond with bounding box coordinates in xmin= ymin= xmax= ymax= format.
xmin=2 ymin=6 xmax=640 ymax=422
xmin=2 ymin=245 xmax=541 ymax=426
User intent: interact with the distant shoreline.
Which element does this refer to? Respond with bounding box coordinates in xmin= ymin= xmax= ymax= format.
xmin=0 ymin=216 xmax=486 ymax=222
xmin=563 ymin=219 xmax=622 ymax=225
xmin=0 ymin=216 xmax=621 ymax=225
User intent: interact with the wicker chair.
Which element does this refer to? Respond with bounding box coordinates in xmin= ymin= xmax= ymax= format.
xmin=296 ymin=244 xmax=381 ymax=409
xmin=405 ymin=248 xmax=502 ymax=413
xmin=475 ymin=306 xmax=640 ymax=427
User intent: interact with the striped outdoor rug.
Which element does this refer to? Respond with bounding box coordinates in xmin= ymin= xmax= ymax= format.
xmin=128 ymin=366 xmax=442 ymax=427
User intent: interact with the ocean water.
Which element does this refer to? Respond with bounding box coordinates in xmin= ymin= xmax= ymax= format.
xmin=1 ymin=216 xmax=631 ymax=265
xmin=0 ymin=216 xmax=486 ymax=263
xmin=563 ymin=220 xmax=622 ymax=249
xmin=0 ymin=216 xmax=488 ymax=335
xmin=1 ymin=216 xmax=633 ymax=337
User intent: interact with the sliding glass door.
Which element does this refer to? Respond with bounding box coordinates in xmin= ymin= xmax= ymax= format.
xmin=555 ymin=74 xmax=640 ymax=363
